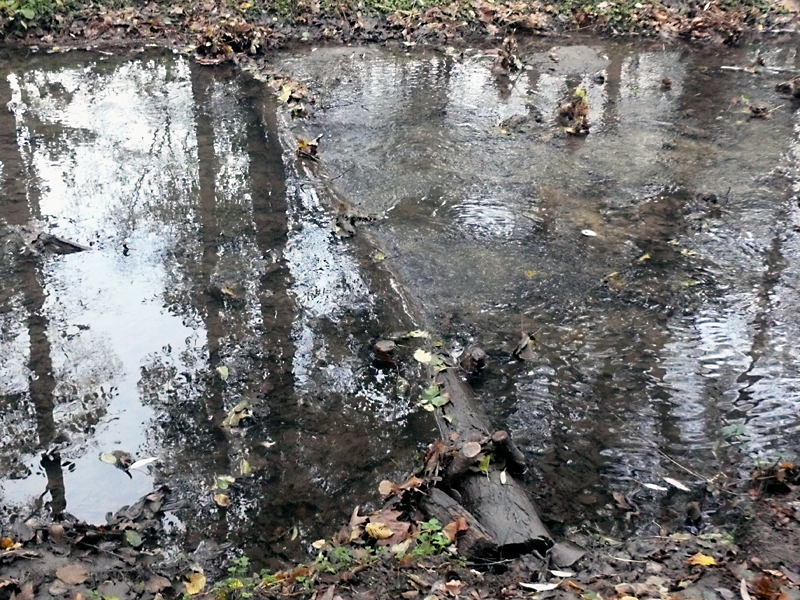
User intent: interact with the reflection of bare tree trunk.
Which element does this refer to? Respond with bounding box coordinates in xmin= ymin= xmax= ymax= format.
xmin=244 ymin=90 xmax=294 ymax=397
xmin=602 ymin=56 xmax=622 ymax=132
xmin=0 ymin=75 xmax=63 ymax=515
xmin=190 ymin=67 xmax=229 ymax=540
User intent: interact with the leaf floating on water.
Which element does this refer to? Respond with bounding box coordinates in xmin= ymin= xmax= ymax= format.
xmin=311 ymin=539 xmax=326 ymax=550
xmin=56 ymin=564 xmax=89 ymax=585
xmin=240 ymin=459 xmax=252 ymax=475
xmin=513 ymin=331 xmax=536 ymax=361
xmin=688 ymin=552 xmax=716 ymax=566
xmin=637 ymin=252 xmax=651 ymax=262
xmin=365 ymin=522 xmax=394 ymax=540
xmin=581 ymin=229 xmax=598 ymax=237
xmin=124 ymin=530 xmax=143 ymax=548
xmin=278 ymin=84 xmax=292 ymax=103
xmin=100 ymin=453 xmax=117 ymax=465
xmin=642 ymin=483 xmax=669 ymax=491
xmin=663 ymin=477 xmax=691 ymax=492
xmin=500 ymin=470 xmax=507 ymax=485
xmin=216 ymin=365 xmax=229 ymax=381
xmin=413 ymin=349 xmax=434 ymax=364
xmin=184 ymin=572 xmax=206 ymax=595
xmin=214 ymin=493 xmax=231 ymax=508
xmin=216 ymin=475 xmax=235 ymax=490
xmin=222 ymin=400 xmax=252 ymax=428
xmin=406 ymin=330 xmax=430 ymax=338
xmin=129 ymin=457 xmax=158 ymax=470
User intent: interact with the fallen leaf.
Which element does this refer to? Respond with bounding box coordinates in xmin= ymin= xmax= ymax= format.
xmin=551 ymin=570 xmax=576 ymax=577
xmin=406 ymin=330 xmax=429 ymax=338
xmin=500 ymin=470 xmax=507 ymax=485
xmin=688 ymin=552 xmax=716 ymax=566
xmin=367 ymin=509 xmax=412 ymax=545
xmin=240 ymin=459 xmax=252 ymax=475
xmin=216 ymin=475 xmax=235 ymax=490
xmin=56 ymin=564 xmax=89 ymax=585
xmin=312 ymin=539 xmax=327 ymax=550
xmin=413 ymin=349 xmax=434 ymax=364
xmin=145 ymin=576 xmax=172 ymax=594
xmin=185 ymin=572 xmax=206 ymax=595
xmin=214 ymin=493 xmax=231 ymax=508
xmin=477 ymin=454 xmax=490 ymax=475
xmin=445 ymin=580 xmax=464 ymax=597
xmin=216 ymin=365 xmax=229 ymax=380
xmin=379 ymin=476 xmax=423 ymax=498
xmin=124 ymin=530 xmax=143 ymax=547
xmin=129 ymin=457 xmax=157 ymax=470
xmin=442 ymin=517 xmax=469 ymax=542
xmin=642 ymin=483 xmax=668 ymax=491
xmin=741 ymin=579 xmax=752 ymax=600
xmin=16 ymin=583 xmax=33 ymax=600
xmin=100 ymin=453 xmax=117 ymax=464
xmin=0 ymin=538 xmax=14 ymax=550
xmin=520 ymin=582 xmax=560 ymax=591
xmin=365 ymin=522 xmax=394 ymax=540
xmin=222 ymin=400 xmax=251 ymax=427
xmin=663 ymin=477 xmax=691 ymax=491
xmin=350 ymin=506 xmax=368 ymax=528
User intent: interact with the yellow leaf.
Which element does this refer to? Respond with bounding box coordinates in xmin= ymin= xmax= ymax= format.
xmin=214 ymin=493 xmax=231 ymax=508
xmin=688 ymin=552 xmax=716 ymax=566
xmin=365 ymin=522 xmax=394 ymax=540
xmin=413 ymin=349 xmax=433 ymax=364
xmin=0 ymin=537 xmax=14 ymax=550
xmin=637 ymin=253 xmax=651 ymax=262
xmin=185 ymin=572 xmax=206 ymax=595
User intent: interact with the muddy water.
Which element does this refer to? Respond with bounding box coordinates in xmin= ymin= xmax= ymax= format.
xmin=1 ymin=41 xmax=799 ymax=561
xmin=277 ymin=42 xmax=800 ymax=532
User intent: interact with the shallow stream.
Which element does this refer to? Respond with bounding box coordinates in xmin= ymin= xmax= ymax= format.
xmin=1 ymin=39 xmax=799 ymax=563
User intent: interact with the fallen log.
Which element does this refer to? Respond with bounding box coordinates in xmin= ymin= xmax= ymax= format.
xmin=431 ymin=366 xmax=553 ymax=558
xmin=420 ymin=488 xmax=498 ymax=559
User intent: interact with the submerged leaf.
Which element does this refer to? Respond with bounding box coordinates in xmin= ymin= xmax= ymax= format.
xmin=216 ymin=365 xmax=230 ymax=381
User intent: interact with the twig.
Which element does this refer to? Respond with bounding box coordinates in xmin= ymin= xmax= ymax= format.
xmin=605 ymin=554 xmax=648 ymax=564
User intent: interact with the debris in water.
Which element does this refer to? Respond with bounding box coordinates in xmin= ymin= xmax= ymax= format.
xmin=557 ymin=88 xmax=590 ymax=135
xmin=296 ymin=134 xmax=322 ymax=160
xmin=661 ymin=77 xmax=672 ymax=90
xmin=512 ymin=331 xmax=536 ymax=361
xmin=581 ymin=229 xmax=597 ymax=237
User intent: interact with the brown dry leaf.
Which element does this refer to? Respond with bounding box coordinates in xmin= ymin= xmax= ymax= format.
xmin=378 ymin=476 xmax=424 ymax=498
xmin=145 ymin=576 xmax=172 ymax=594
xmin=0 ymin=538 xmax=14 ymax=550
xmin=349 ymin=506 xmax=368 ymax=528
xmin=214 ymin=493 xmax=231 ymax=508
xmin=56 ymin=564 xmax=89 ymax=585
xmin=184 ymin=572 xmax=206 ymax=595
xmin=442 ymin=517 xmax=469 ymax=542
xmin=368 ymin=509 xmax=412 ymax=545
xmin=16 ymin=583 xmax=33 ymax=600
xmin=445 ymin=580 xmax=465 ymax=597
xmin=688 ymin=553 xmax=716 ymax=567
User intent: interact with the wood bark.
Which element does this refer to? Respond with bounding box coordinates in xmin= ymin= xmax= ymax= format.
xmin=431 ymin=367 xmax=553 ymax=558
xmin=420 ymin=488 xmax=498 ymax=559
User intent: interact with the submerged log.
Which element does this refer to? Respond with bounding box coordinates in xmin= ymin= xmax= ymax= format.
xmin=432 ymin=366 xmax=553 ymax=558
